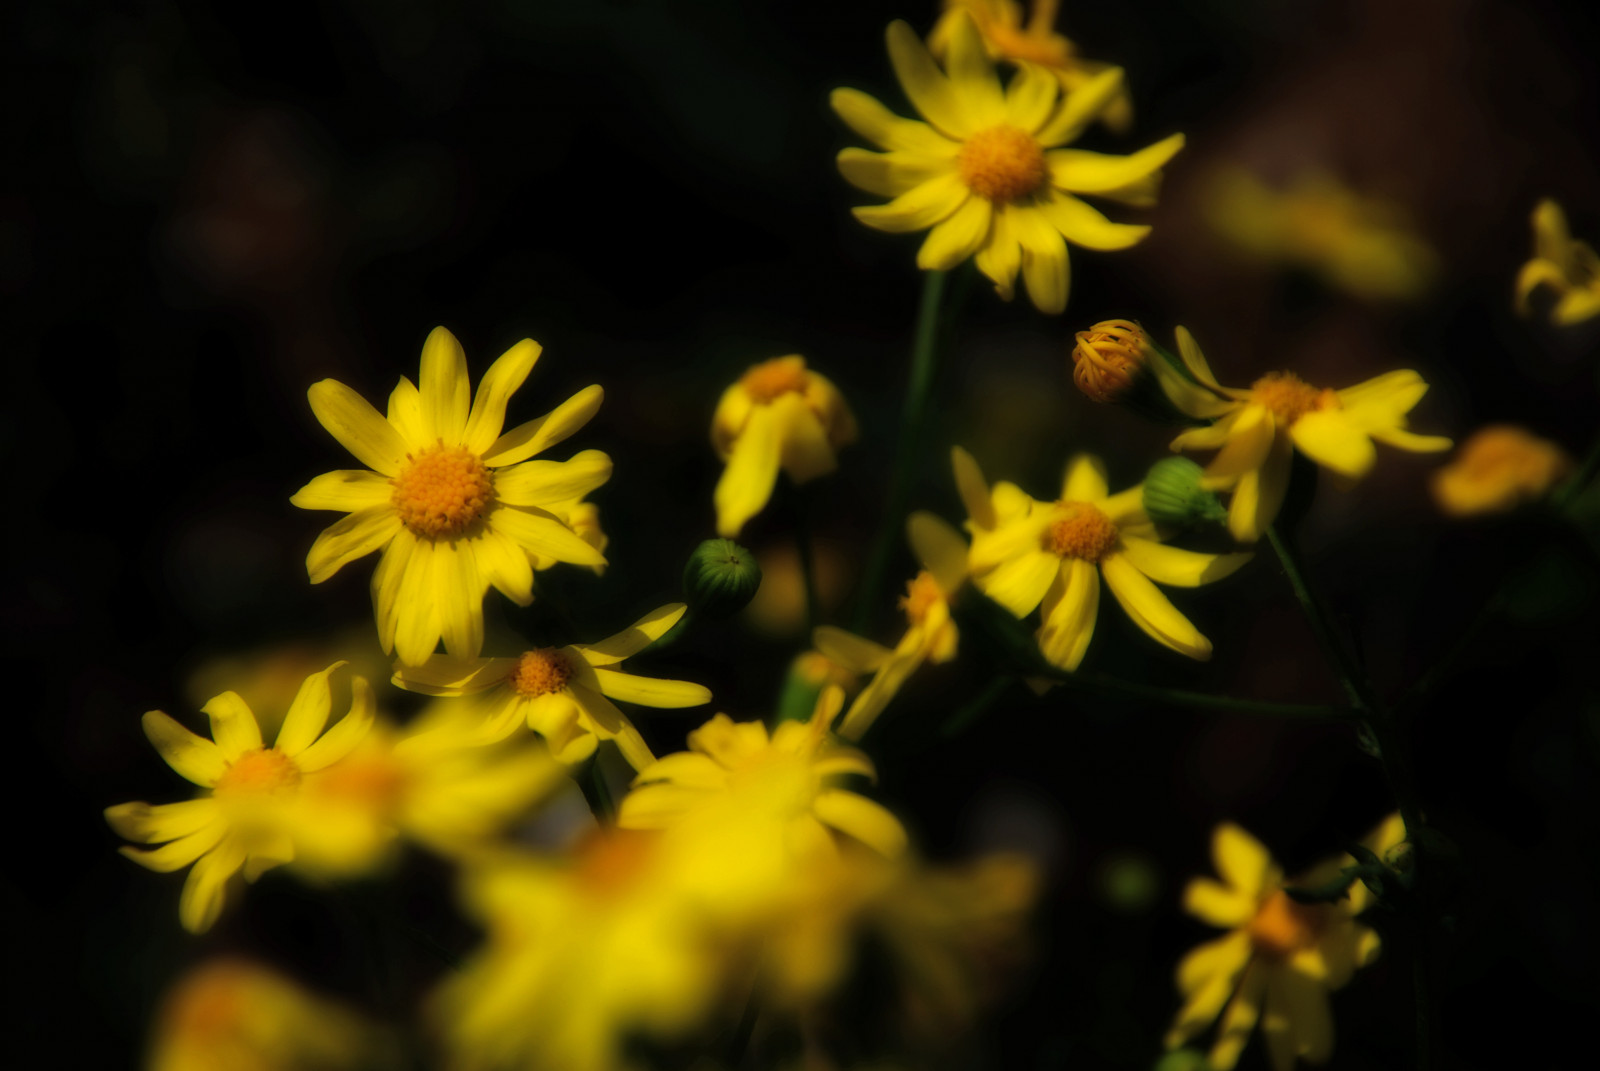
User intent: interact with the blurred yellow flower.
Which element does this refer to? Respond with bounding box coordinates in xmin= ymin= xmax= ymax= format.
xmin=954 ymin=447 xmax=1250 ymax=670
xmin=832 ymin=15 xmax=1182 ymax=313
xmin=1430 ymin=424 xmax=1573 ymax=517
xmin=392 ymin=604 xmax=709 ymax=772
xmin=106 ymin=663 xmax=375 ymax=932
xmin=1165 ymin=816 xmax=1406 ymax=1071
xmin=929 ymin=0 xmax=1134 ymax=133
xmin=1156 ymin=328 xmax=1451 ymax=543
xmin=292 ymin=327 xmax=610 ymax=666
xmin=1515 ymin=198 xmax=1600 ymax=325
xmin=1205 ymin=168 xmax=1436 ymax=301
xmin=711 ymin=355 xmax=857 ymax=538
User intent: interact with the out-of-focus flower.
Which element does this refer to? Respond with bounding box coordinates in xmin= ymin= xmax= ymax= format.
xmin=291 ymin=327 xmax=609 ymax=666
xmin=742 ymin=539 xmax=852 ymax=637
xmin=1071 ymin=318 xmax=1152 ymax=403
xmin=814 ymin=512 xmax=969 ymax=739
xmin=147 ymin=958 xmax=378 ymax=1071
xmin=1205 ymin=169 xmax=1436 ymax=301
xmin=1165 ymin=816 xmax=1407 ymax=1071
xmin=1515 ymin=198 xmax=1600 ymax=325
xmin=711 ymin=355 xmax=857 ymax=538
xmin=832 ymin=16 xmax=1182 ymax=314
xmin=182 ymin=630 xmax=387 ymax=742
xmin=929 ymin=0 xmax=1133 ymax=133
xmin=392 ymin=604 xmax=709 ymax=772
xmin=106 ymin=663 xmax=375 ymax=932
xmin=1430 ymin=424 xmax=1573 ymax=517
xmin=1155 ymin=328 xmax=1451 ymax=543
xmin=954 ymin=447 xmax=1250 ymax=671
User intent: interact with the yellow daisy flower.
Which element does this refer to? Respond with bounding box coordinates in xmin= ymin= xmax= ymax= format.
xmin=291 ymin=327 xmax=610 ymax=666
xmin=1514 ymin=198 xmax=1600 ymax=325
xmin=953 ymin=447 xmax=1251 ymax=671
xmin=1166 ymin=816 xmax=1407 ymax=1071
xmin=391 ymin=603 xmax=710 ymax=772
xmin=105 ymin=662 xmax=375 ymax=933
xmin=832 ymin=15 xmax=1183 ymax=314
xmin=1155 ymin=328 xmax=1452 ymax=543
xmin=1430 ymin=424 xmax=1574 ymax=517
xmin=711 ymin=354 xmax=857 ymax=538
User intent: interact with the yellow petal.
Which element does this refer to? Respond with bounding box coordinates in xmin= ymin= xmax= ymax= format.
xmin=1370 ymin=426 xmax=1452 ymax=453
xmin=1035 ymin=65 xmax=1126 ymax=147
xmin=1204 ymin=404 xmax=1275 ymax=484
xmin=117 ymin=820 xmax=225 ymax=872
xmin=576 ymin=604 xmax=688 ymax=666
xmin=105 ymin=799 xmax=221 ymax=845
xmin=296 ymin=677 xmax=377 ymax=772
xmin=179 ymin=835 xmax=247 ymax=934
xmin=435 ymin=543 xmax=486 ymax=659
xmin=201 ymin=691 xmax=263 ymax=759
xmin=979 ymin=549 xmax=1058 ymax=617
xmin=908 ymin=511 xmax=970 ymax=595
xmin=1004 ymin=59 xmax=1059 ymax=134
xmin=951 ymin=446 xmax=996 ymax=529
xmin=713 ymin=403 xmax=782 ymax=538
xmin=941 ymin=10 xmax=1004 ymax=128
xmin=1334 ymin=369 xmax=1427 ymax=414
xmin=1117 ymin=538 xmax=1252 ymax=588
xmin=1291 ymin=411 xmax=1376 ymax=479
xmin=1101 ymin=552 xmax=1212 ymax=660
xmin=616 ymin=782 xmax=705 ymax=828
xmin=275 ymin=660 xmax=348 ymax=757
xmin=418 ymin=326 xmax=470 ymax=444
xmin=370 ymin=528 xmax=415 ymax=656
xmin=304 ymin=507 xmax=402 ymax=585
xmin=1015 ymin=209 xmax=1070 ymax=314
xmin=590 ymin=667 xmax=710 ymax=709
xmin=813 ymin=625 xmax=892 ymax=672
xmin=394 ymin=655 xmax=516 ymax=697
xmin=1227 ymin=435 xmax=1293 ymax=544
xmin=1213 ymin=822 xmax=1274 ymax=895
xmin=829 ymin=87 xmax=959 ymax=156
xmin=917 ymin=194 xmax=994 ymax=271
xmin=493 ymin=449 xmax=613 ymax=507
xmin=1208 ymin=962 xmax=1266 ymax=1071
xmin=1062 ymin=453 xmax=1110 ymax=502
xmin=1048 ymin=133 xmax=1185 ymax=194
xmin=1037 ymin=558 xmax=1099 ymax=671
xmin=473 ymin=525 xmax=535 ymax=606
xmin=483 ymin=384 xmax=604 ymax=468
xmin=386 ymin=375 xmax=426 ymax=446
xmin=391 ymin=536 xmax=442 ymax=666
xmin=1531 ymin=197 xmax=1574 ymax=269
xmin=973 ymin=202 xmax=1023 ymax=299
xmin=836 ymin=147 xmax=951 ymax=197
xmin=886 ymin=19 xmax=973 ymax=139
xmin=1166 ymin=930 xmax=1253 ymax=1047
xmin=289 ymin=469 xmax=393 ymax=512
xmin=490 ymin=505 xmax=608 ymax=568
xmin=852 ymin=172 xmax=969 ymax=233
xmin=142 ymin=711 xmax=226 ymax=786
xmin=772 ymin=392 xmax=838 ymax=483
xmin=307 ymin=379 xmax=408 ymax=476
xmin=1182 ymin=877 xmax=1256 ymax=928
xmin=837 ymin=646 xmax=924 ymax=740
xmin=630 ymin=752 xmax=726 ymax=790
xmin=463 ymin=338 xmax=541 ymax=455
xmin=813 ymin=789 xmax=908 ymax=856
xmin=1037 ymin=190 xmax=1151 ymax=250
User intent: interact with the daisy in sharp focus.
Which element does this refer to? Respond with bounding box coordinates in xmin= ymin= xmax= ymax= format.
xmin=832 ymin=14 xmax=1183 ymax=314
xmin=292 ymin=327 xmax=610 ymax=666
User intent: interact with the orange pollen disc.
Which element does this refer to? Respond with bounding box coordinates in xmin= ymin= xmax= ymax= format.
xmin=1250 ymin=371 xmax=1339 ymax=426
xmin=214 ymin=748 xmax=301 ymax=796
xmin=509 ymin=648 xmax=573 ymax=697
xmin=741 ymin=357 xmax=810 ymax=404
xmin=1044 ymin=501 xmax=1119 ymax=561
xmin=958 ymin=125 xmax=1049 ymax=203
xmin=574 ymin=829 xmax=656 ymax=896
xmin=989 ymin=26 xmax=1074 ymax=67
xmin=391 ymin=442 xmax=494 ymax=539
xmin=1248 ymin=890 xmax=1327 ymax=959
xmin=899 ymin=571 xmax=944 ymax=627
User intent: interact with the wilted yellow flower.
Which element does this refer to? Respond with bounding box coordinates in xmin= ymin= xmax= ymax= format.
xmin=1155 ymin=328 xmax=1451 ymax=543
xmin=954 ymin=447 xmax=1250 ymax=671
xmin=1071 ymin=318 xmax=1151 ymax=402
xmin=392 ymin=604 xmax=709 ymax=772
xmin=1166 ymin=816 xmax=1406 ymax=1071
xmin=106 ymin=663 xmax=375 ymax=932
xmin=711 ymin=355 xmax=857 ymax=538
xmin=1205 ymin=168 xmax=1436 ymax=301
xmin=1515 ymin=198 xmax=1600 ymax=325
xmin=292 ymin=327 xmax=610 ymax=666
xmin=1430 ymin=424 xmax=1573 ymax=517
xmin=814 ymin=512 xmax=969 ymax=739
xmin=832 ymin=15 xmax=1182 ymax=314
xmin=929 ymin=0 xmax=1134 ymax=133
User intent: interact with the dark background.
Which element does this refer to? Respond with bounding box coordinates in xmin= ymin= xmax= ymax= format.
xmin=8 ymin=0 xmax=1600 ymax=1066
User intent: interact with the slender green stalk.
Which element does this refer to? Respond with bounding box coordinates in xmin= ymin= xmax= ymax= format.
xmin=579 ymin=756 xmax=616 ymax=823
xmin=1040 ymin=666 xmax=1354 ymax=721
xmin=1265 ymin=526 xmax=1372 ymax=712
xmin=793 ymin=486 xmax=821 ymax=634
xmin=941 ymin=675 xmax=1015 ymax=738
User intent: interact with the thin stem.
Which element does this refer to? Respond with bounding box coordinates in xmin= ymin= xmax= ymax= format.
xmin=793 ymin=486 xmax=820 ymax=634
xmin=941 ymin=675 xmax=1015 ymax=738
xmin=1040 ymin=666 xmax=1354 ymax=721
xmin=579 ymin=755 xmax=616 ymax=824
xmin=1265 ymin=525 xmax=1372 ymax=712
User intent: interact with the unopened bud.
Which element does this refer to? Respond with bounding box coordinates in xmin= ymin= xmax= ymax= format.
xmin=1072 ymin=319 xmax=1151 ymax=403
xmin=683 ymin=538 xmax=762 ymax=619
xmin=1142 ymin=457 xmax=1226 ymax=527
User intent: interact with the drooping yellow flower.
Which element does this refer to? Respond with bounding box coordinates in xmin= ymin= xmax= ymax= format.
xmin=1515 ymin=198 xmax=1600 ymax=325
xmin=392 ymin=604 xmax=709 ymax=772
xmin=1166 ymin=816 xmax=1407 ymax=1071
xmin=1155 ymin=328 xmax=1452 ymax=543
xmin=832 ymin=15 xmax=1182 ymax=313
xmin=291 ymin=327 xmax=610 ymax=666
xmin=814 ymin=512 xmax=969 ymax=740
xmin=954 ymin=447 xmax=1251 ymax=671
xmin=1430 ymin=424 xmax=1574 ymax=517
xmin=711 ymin=355 xmax=857 ymax=538
xmin=929 ymin=0 xmax=1134 ymax=133
xmin=105 ymin=663 xmax=375 ymax=932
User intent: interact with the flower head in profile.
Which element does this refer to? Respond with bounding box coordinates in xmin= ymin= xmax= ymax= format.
xmin=1515 ymin=198 xmax=1600 ymax=325
xmin=832 ymin=16 xmax=1182 ymax=313
xmin=292 ymin=327 xmax=610 ymax=666
xmin=1155 ymin=328 xmax=1451 ymax=543
xmin=954 ymin=447 xmax=1251 ymax=671
xmin=1071 ymin=318 xmax=1153 ymax=402
xmin=711 ymin=355 xmax=857 ymax=538
xmin=105 ymin=663 xmax=375 ymax=932
xmin=1166 ymin=816 xmax=1407 ymax=1071
xmin=392 ymin=604 xmax=709 ymax=772
xmin=1430 ymin=424 xmax=1574 ymax=517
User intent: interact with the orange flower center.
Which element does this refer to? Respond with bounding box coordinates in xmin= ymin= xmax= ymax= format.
xmin=899 ymin=571 xmax=944 ymax=627
xmin=1249 ymin=372 xmax=1339 ymax=426
xmin=1247 ymin=890 xmax=1327 ymax=959
xmin=309 ymin=756 xmax=407 ymax=810
xmin=391 ymin=442 xmax=494 ymax=539
xmin=509 ymin=648 xmax=573 ymax=697
xmin=988 ymin=25 xmax=1074 ymax=67
xmin=1043 ymin=501 xmax=1119 ymax=561
xmin=959 ymin=125 xmax=1049 ymax=203
xmin=214 ymin=748 xmax=301 ymax=796
xmin=740 ymin=356 xmax=810 ymax=403
xmin=574 ymin=829 xmax=656 ymax=897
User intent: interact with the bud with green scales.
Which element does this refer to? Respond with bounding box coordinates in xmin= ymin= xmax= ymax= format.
xmin=682 ymin=538 xmax=762 ymax=619
xmin=1142 ymin=457 xmax=1227 ymax=528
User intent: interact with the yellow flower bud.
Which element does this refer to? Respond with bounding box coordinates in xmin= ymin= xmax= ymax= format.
xmin=1071 ymin=319 xmax=1150 ymax=403
xmin=1430 ymin=424 xmax=1573 ymax=517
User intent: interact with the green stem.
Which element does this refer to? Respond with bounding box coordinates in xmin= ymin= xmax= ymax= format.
xmin=793 ymin=486 xmax=821 ymax=634
xmin=1265 ymin=526 xmax=1372 ymax=712
xmin=941 ymin=675 xmax=1015 ymax=738
xmin=1039 ymin=666 xmax=1353 ymax=721
xmin=579 ymin=756 xmax=616 ymax=824
xmin=854 ymin=269 xmax=948 ymax=632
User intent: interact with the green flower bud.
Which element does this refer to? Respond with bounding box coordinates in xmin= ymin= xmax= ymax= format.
xmin=683 ymin=538 xmax=762 ymax=619
xmin=1142 ymin=457 xmax=1226 ymax=528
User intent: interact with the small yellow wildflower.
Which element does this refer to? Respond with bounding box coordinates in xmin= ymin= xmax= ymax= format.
xmin=392 ymin=603 xmax=709 ymax=772
xmin=814 ymin=512 xmax=969 ymax=740
xmin=929 ymin=0 xmax=1134 ymax=133
xmin=954 ymin=447 xmax=1251 ymax=671
xmin=1071 ymin=318 xmax=1152 ymax=402
xmin=1166 ymin=816 xmax=1407 ymax=1071
xmin=1155 ymin=328 xmax=1451 ymax=543
xmin=1430 ymin=424 xmax=1573 ymax=517
xmin=105 ymin=663 xmax=375 ymax=932
xmin=1515 ymin=198 xmax=1600 ymax=325
xmin=711 ymin=355 xmax=857 ymax=538
xmin=832 ymin=15 xmax=1183 ymax=314
xmin=292 ymin=327 xmax=610 ymax=666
